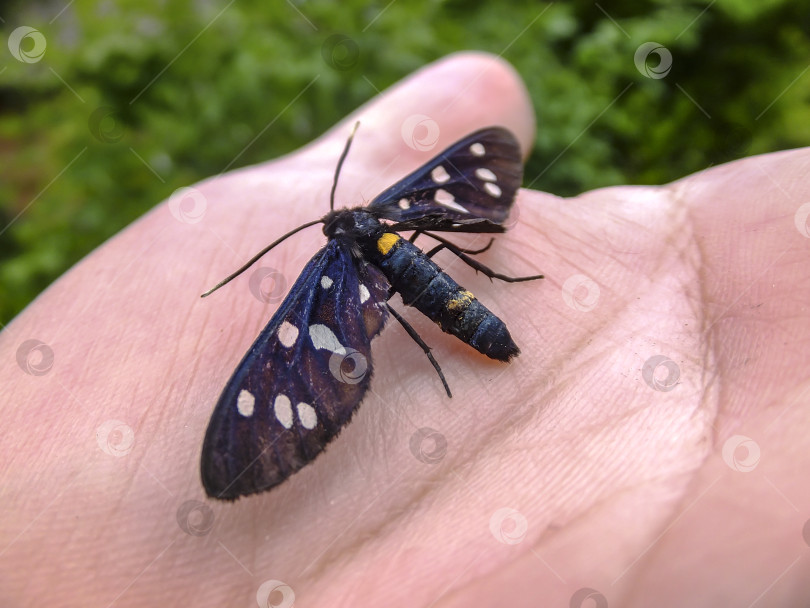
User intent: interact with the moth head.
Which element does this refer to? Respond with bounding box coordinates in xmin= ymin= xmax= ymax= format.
xmin=322 ymin=208 xmax=381 ymax=240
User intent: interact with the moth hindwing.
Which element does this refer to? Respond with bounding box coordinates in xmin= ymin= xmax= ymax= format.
xmin=201 ymin=125 xmax=541 ymax=500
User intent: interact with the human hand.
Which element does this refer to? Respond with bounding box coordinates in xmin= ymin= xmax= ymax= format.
xmin=3 ymin=52 xmax=809 ymax=607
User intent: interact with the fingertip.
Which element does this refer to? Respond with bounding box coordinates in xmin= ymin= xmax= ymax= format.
xmin=321 ymin=52 xmax=536 ymax=172
xmin=416 ymin=51 xmax=535 ymax=156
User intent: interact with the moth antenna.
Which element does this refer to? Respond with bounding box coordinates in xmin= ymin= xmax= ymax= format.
xmin=201 ymin=219 xmax=322 ymax=297
xmin=330 ymin=121 xmax=360 ymax=211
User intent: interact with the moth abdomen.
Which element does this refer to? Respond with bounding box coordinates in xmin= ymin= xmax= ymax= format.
xmin=467 ymin=309 xmax=520 ymax=361
xmin=433 ymin=288 xmax=519 ymax=361
xmin=368 ymin=232 xmax=519 ymax=361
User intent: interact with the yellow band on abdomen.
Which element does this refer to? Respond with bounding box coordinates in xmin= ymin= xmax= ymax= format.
xmin=377 ymin=233 xmax=401 ymax=255
xmin=446 ymin=289 xmax=475 ymax=311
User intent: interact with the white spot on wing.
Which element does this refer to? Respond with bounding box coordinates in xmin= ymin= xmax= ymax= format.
xmin=274 ymin=394 xmax=293 ymax=429
xmin=475 ymin=167 xmax=497 ymax=182
xmin=236 ymin=389 xmax=255 ymax=417
xmin=430 ymin=165 xmax=451 ymax=184
xmin=359 ymin=284 xmax=370 ymax=303
xmin=398 ymin=198 xmax=410 ymax=210
xmin=297 ymin=402 xmax=317 ymax=429
xmin=470 ymin=142 xmax=485 ymax=156
xmin=320 ymin=276 xmax=333 ymax=289
xmin=309 ymin=323 xmax=347 ymax=355
xmin=484 ymin=182 xmax=502 ymax=198
xmin=277 ymin=321 xmax=299 ymax=348
xmin=434 ymin=188 xmax=469 ymax=214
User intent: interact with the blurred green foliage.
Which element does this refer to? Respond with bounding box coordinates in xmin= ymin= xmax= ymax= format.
xmin=1 ymin=0 xmax=809 ymax=324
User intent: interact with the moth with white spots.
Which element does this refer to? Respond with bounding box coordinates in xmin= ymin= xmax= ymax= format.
xmin=200 ymin=126 xmax=542 ymax=500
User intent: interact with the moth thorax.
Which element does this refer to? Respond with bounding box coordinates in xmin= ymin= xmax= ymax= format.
xmin=322 ymin=208 xmax=382 ymax=239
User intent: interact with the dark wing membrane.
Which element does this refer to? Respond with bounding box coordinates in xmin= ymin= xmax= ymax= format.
xmin=201 ymin=240 xmax=390 ymax=500
xmin=368 ymin=127 xmax=523 ymax=231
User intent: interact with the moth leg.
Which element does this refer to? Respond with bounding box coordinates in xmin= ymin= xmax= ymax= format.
xmin=413 ymin=232 xmax=492 ymax=256
xmin=386 ymin=304 xmax=452 ymax=398
xmin=423 ymin=232 xmax=544 ymax=283
xmin=460 ymin=238 xmax=495 ymax=255
xmin=425 ymin=237 xmax=494 ymax=259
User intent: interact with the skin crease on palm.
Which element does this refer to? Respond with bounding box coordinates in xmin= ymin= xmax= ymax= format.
xmin=2 ymin=51 xmax=810 ymax=607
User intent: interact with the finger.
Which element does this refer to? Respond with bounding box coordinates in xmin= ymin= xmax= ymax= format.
xmin=340 ymin=51 xmax=535 ymax=161
xmin=270 ymin=52 xmax=535 ymax=217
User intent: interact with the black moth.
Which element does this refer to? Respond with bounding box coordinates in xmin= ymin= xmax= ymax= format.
xmin=201 ymin=124 xmax=542 ymax=500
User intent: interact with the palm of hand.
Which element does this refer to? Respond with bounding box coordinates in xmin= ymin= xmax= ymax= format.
xmin=2 ymin=54 xmax=809 ymax=607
